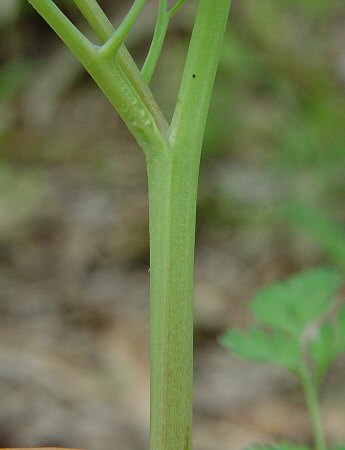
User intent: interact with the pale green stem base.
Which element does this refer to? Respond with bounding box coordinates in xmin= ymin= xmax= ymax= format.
xmin=148 ymin=153 xmax=194 ymax=450
xmin=148 ymin=2 xmax=232 ymax=449
xmin=300 ymin=362 xmax=327 ymax=450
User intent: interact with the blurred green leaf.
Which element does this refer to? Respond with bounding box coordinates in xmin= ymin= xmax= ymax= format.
xmin=251 ymin=268 xmax=342 ymax=336
xmin=220 ymin=326 xmax=300 ymax=372
xmin=310 ymin=321 xmax=336 ymax=383
xmin=221 ymin=268 xmax=343 ymax=377
xmin=285 ymin=203 xmax=345 ymax=271
xmin=245 ymin=443 xmax=311 ymax=450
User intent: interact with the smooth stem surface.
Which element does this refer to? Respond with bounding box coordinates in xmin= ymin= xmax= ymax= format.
xmin=73 ymin=0 xmax=169 ymax=135
xmin=28 ymin=0 xmax=168 ymax=154
xmin=100 ymin=0 xmax=148 ymax=56
xmin=28 ymin=0 xmax=94 ymax=60
xmin=142 ymin=0 xmax=169 ymax=83
xmin=73 ymin=0 xmax=114 ymax=41
xmin=149 ymin=1 xmax=232 ymax=449
xmin=27 ymin=0 xmax=232 ymax=449
xmin=168 ymin=0 xmax=188 ymax=18
xmin=141 ymin=0 xmax=189 ymax=83
xmin=299 ymin=361 xmax=327 ymax=450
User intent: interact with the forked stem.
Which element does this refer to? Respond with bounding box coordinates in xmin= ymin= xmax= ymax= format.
xmin=73 ymin=0 xmax=114 ymax=41
xmin=26 ymin=1 xmax=233 ymax=449
xmin=100 ymin=0 xmax=148 ymax=56
xmin=28 ymin=0 xmax=168 ymax=154
xmin=72 ymin=0 xmax=169 ymax=135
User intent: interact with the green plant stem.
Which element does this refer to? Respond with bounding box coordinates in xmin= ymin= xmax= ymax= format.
xmin=142 ymin=0 xmax=169 ymax=83
xmin=27 ymin=0 xmax=232 ymax=449
xmin=100 ymin=0 xmax=148 ymax=56
xmin=72 ymin=0 xmax=169 ymax=136
xmin=168 ymin=0 xmax=188 ymax=18
xmin=299 ymin=360 xmax=327 ymax=450
xmin=73 ymin=0 xmax=113 ymax=41
xmin=141 ymin=0 xmax=188 ymax=83
xmin=28 ymin=0 xmax=168 ymax=154
xmin=28 ymin=0 xmax=94 ymax=61
xmin=148 ymin=1 xmax=232 ymax=449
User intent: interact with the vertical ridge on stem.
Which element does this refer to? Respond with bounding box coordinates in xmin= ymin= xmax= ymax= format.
xmin=149 ymin=1 xmax=232 ymax=449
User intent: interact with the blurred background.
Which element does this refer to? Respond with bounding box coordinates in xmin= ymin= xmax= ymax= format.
xmin=0 ymin=0 xmax=345 ymax=449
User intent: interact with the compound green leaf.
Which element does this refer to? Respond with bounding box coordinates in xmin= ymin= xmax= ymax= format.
xmin=220 ymin=327 xmax=300 ymax=372
xmin=220 ymin=327 xmax=271 ymax=361
xmin=244 ymin=443 xmax=311 ymax=450
xmin=251 ymin=282 xmax=298 ymax=335
xmin=270 ymin=329 xmax=300 ymax=372
xmin=251 ymin=268 xmax=342 ymax=337
xmin=290 ymin=269 xmax=341 ymax=325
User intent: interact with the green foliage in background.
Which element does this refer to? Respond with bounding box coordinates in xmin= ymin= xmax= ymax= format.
xmin=245 ymin=444 xmax=345 ymax=450
xmin=285 ymin=203 xmax=345 ymax=272
xmin=202 ymin=0 xmax=345 ymax=266
xmin=221 ymin=268 xmax=345 ymax=450
xmin=245 ymin=444 xmax=311 ymax=450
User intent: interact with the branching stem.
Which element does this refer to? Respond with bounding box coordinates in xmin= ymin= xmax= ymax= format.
xmin=26 ymin=2 xmax=233 ymax=450
xmin=72 ymin=0 xmax=169 ymax=135
xmin=100 ymin=0 xmax=148 ymax=57
xmin=28 ymin=0 xmax=94 ymax=61
xmin=28 ymin=0 xmax=168 ymax=156
xmin=73 ymin=0 xmax=113 ymax=41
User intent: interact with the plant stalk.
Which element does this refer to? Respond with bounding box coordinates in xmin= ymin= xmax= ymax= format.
xmin=27 ymin=0 xmax=168 ymax=156
xmin=300 ymin=361 xmax=327 ymax=450
xmin=148 ymin=1 xmax=232 ymax=449
xmin=26 ymin=1 xmax=232 ymax=449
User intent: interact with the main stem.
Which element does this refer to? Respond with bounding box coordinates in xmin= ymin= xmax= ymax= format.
xmin=148 ymin=1 xmax=232 ymax=449
xmin=300 ymin=361 xmax=327 ymax=450
xmin=27 ymin=0 xmax=232 ymax=448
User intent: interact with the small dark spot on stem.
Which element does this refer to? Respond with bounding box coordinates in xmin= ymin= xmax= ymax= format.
xmin=192 ymin=74 xmax=196 ymax=78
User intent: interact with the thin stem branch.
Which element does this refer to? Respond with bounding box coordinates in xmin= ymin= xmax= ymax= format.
xmin=73 ymin=0 xmax=169 ymax=134
xmin=28 ymin=0 xmax=168 ymax=156
xmin=28 ymin=0 xmax=94 ymax=61
xmin=73 ymin=0 xmax=113 ymax=41
xmin=141 ymin=0 xmax=190 ymax=83
xmin=100 ymin=0 xmax=148 ymax=57
xmin=168 ymin=0 xmax=188 ymax=19
xmin=141 ymin=0 xmax=169 ymax=83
